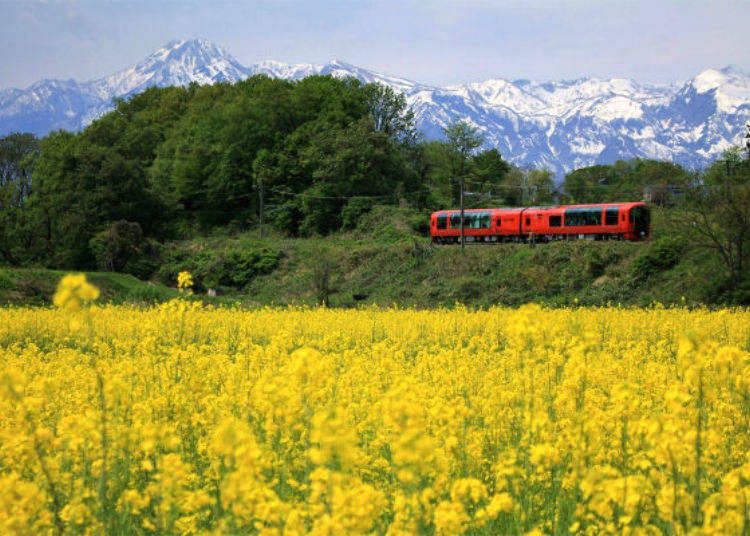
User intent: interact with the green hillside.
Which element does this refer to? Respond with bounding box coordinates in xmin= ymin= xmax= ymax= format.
xmin=1 ymin=77 xmax=747 ymax=307
xmin=1 ymin=206 xmax=743 ymax=308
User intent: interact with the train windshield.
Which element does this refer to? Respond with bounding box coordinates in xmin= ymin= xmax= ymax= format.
xmin=630 ymin=205 xmax=651 ymax=237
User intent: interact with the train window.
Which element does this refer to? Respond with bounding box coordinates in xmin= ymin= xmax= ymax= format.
xmin=525 ymin=218 xmax=531 ymax=226
xmin=549 ymin=215 xmax=562 ymax=227
xmin=564 ymin=207 xmax=602 ymax=226
xmin=437 ymin=215 xmax=447 ymax=229
xmin=447 ymin=212 xmax=493 ymax=229
xmin=605 ymin=207 xmax=619 ymax=225
xmin=495 ymin=218 xmax=502 ymax=227
xmin=461 ymin=212 xmax=492 ymax=229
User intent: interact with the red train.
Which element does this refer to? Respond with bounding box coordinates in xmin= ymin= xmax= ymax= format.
xmin=430 ymin=202 xmax=650 ymax=243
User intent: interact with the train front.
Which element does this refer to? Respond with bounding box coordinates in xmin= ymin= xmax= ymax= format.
xmin=624 ymin=203 xmax=651 ymax=240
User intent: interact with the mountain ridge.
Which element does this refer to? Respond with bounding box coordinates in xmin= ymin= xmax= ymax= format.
xmin=1 ymin=38 xmax=748 ymax=175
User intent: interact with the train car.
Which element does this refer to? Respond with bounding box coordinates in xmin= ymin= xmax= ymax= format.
xmin=430 ymin=202 xmax=650 ymax=243
xmin=430 ymin=208 xmax=524 ymax=244
xmin=522 ymin=202 xmax=650 ymax=241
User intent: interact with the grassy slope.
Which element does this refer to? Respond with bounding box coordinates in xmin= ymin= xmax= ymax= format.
xmin=0 ymin=268 xmax=180 ymax=306
xmin=0 ymin=207 xmax=735 ymax=308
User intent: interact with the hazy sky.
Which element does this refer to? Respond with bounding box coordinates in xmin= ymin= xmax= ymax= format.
xmin=2 ymin=0 xmax=748 ymax=89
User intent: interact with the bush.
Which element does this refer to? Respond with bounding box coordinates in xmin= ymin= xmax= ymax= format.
xmin=157 ymin=243 xmax=282 ymax=291
xmin=583 ymin=243 xmax=622 ymax=278
xmin=355 ymin=206 xmax=421 ymax=242
xmin=407 ymin=213 xmax=431 ymax=236
xmin=341 ymin=197 xmax=375 ymax=230
xmin=89 ymin=221 xmax=159 ymax=279
xmin=631 ymin=238 xmax=685 ymax=281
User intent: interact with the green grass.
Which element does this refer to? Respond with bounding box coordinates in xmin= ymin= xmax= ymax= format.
xmin=0 ymin=268 xmax=181 ymax=306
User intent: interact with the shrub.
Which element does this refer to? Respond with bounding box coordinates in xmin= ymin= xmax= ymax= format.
xmin=341 ymin=197 xmax=375 ymax=230
xmin=157 ymin=243 xmax=282 ymax=291
xmin=631 ymin=238 xmax=685 ymax=281
xmin=89 ymin=221 xmax=159 ymax=279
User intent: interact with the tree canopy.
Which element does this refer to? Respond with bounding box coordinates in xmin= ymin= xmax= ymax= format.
xmin=3 ymin=75 xmax=428 ymax=269
xmin=563 ymin=159 xmax=693 ymax=204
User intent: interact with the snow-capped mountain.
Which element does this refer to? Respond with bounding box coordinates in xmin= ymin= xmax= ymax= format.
xmin=1 ymin=38 xmax=748 ymax=175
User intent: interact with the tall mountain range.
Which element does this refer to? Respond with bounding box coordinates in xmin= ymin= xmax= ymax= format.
xmin=1 ymin=38 xmax=748 ymax=175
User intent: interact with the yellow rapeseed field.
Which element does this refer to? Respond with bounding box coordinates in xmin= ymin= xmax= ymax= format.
xmin=1 ymin=274 xmax=750 ymax=535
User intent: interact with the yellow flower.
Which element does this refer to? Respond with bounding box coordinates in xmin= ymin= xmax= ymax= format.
xmin=53 ymin=273 xmax=99 ymax=311
xmin=177 ymin=271 xmax=194 ymax=293
xmin=433 ymin=500 xmax=469 ymax=535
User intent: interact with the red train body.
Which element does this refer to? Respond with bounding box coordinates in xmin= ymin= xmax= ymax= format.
xmin=430 ymin=202 xmax=650 ymax=244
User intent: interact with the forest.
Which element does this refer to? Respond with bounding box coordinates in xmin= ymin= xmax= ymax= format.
xmin=0 ymin=74 xmax=748 ymax=302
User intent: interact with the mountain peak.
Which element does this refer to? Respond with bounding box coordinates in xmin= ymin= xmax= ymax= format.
xmin=0 ymin=38 xmax=748 ymax=176
xmin=157 ymin=38 xmax=233 ymax=63
xmin=689 ymin=66 xmax=750 ymax=113
xmin=95 ymin=39 xmax=249 ymax=98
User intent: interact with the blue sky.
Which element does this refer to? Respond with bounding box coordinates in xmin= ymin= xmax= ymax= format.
xmin=2 ymin=0 xmax=748 ymax=89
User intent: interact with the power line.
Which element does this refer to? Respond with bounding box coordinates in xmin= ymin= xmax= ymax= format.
xmin=267 ymin=186 xmax=408 ymax=202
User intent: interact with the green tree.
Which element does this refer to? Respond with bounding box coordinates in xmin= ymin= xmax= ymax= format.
xmin=362 ymin=83 xmax=418 ymax=145
xmin=526 ymin=169 xmax=556 ymax=205
xmin=465 ymin=148 xmax=512 ymax=206
xmin=0 ymin=132 xmax=39 ymax=263
xmin=682 ymin=148 xmax=750 ymax=295
xmin=563 ymin=164 xmax=612 ymax=203
xmin=497 ymin=166 xmax=556 ymax=206
xmin=564 ymin=159 xmax=692 ymax=204
xmin=443 ymin=121 xmax=484 ymax=205
xmin=23 ymin=131 xmax=85 ymax=266
xmin=420 ymin=141 xmax=453 ymax=207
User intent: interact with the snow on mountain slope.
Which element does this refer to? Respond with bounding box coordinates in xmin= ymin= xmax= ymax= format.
xmin=689 ymin=66 xmax=749 ymax=113
xmin=89 ymin=39 xmax=251 ymax=100
xmin=1 ymin=38 xmax=748 ymax=176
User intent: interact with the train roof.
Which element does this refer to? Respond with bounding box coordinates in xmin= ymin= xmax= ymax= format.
xmin=431 ymin=207 xmax=524 ymax=214
xmin=431 ymin=202 xmax=646 ymax=216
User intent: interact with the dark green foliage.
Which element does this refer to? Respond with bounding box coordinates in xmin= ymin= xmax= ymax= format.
xmin=563 ymin=159 xmax=693 ymax=204
xmin=0 ymin=132 xmax=39 ymax=264
xmin=3 ymin=75 xmax=425 ymax=272
xmin=342 ymin=197 xmax=376 ymax=230
xmin=407 ymin=213 xmax=431 ymax=236
xmin=583 ymin=243 xmax=622 ymax=278
xmin=631 ymin=238 xmax=685 ymax=281
xmin=680 ymin=149 xmax=750 ymax=293
xmin=156 ymin=242 xmax=281 ymax=291
xmin=443 ymin=121 xmax=484 ymax=205
xmin=88 ymin=221 xmax=159 ymax=279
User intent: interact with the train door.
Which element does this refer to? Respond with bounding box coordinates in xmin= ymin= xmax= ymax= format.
xmin=630 ymin=205 xmax=651 ymax=238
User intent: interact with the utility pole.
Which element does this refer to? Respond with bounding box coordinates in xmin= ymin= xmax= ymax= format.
xmin=459 ymin=176 xmax=465 ymax=251
xmin=258 ymin=177 xmax=264 ymax=239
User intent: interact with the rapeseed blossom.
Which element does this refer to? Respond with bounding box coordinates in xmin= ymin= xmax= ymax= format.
xmin=1 ymin=277 xmax=750 ymax=534
xmin=177 ymin=271 xmax=194 ymax=293
xmin=52 ymin=273 xmax=99 ymax=311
